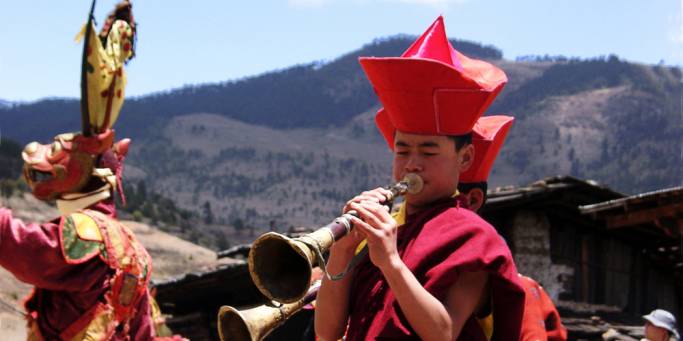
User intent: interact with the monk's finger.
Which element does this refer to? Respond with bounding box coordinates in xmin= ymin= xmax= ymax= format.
xmin=358 ymin=201 xmax=393 ymax=225
xmin=350 ymin=202 xmax=384 ymax=230
xmin=344 ymin=193 xmax=384 ymax=212
xmin=360 ymin=189 xmax=388 ymax=202
xmin=351 ymin=216 xmax=380 ymax=240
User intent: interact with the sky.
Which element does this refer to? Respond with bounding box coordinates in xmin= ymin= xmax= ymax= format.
xmin=0 ymin=0 xmax=681 ymax=102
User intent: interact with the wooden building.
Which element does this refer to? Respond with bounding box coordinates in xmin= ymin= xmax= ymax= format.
xmin=482 ymin=176 xmax=682 ymax=339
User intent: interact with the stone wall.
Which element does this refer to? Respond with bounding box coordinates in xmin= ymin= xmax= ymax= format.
xmin=510 ymin=210 xmax=574 ymax=300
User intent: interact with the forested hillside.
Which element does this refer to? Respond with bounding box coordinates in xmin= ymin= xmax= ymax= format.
xmin=1 ymin=36 xmax=680 ymax=245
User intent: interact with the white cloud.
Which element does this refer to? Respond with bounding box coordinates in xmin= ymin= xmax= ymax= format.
xmin=288 ymin=0 xmax=332 ymax=8
xmin=678 ymin=0 xmax=683 ymax=43
xmin=349 ymin=0 xmax=470 ymax=10
xmin=289 ymin=0 xmax=470 ymax=9
xmin=673 ymin=0 xmax=683 ymax=43
xmin=668 ymin=0 xmax=683 ymax=64
xmin=392 ymin=0 xmax=469 ymax=5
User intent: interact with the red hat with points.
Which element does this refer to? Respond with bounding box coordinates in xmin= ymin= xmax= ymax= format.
xmin=460 ymin=115 xmax=514 ymax=183
xmin=362 ymin=16 xmax=508 ymax=149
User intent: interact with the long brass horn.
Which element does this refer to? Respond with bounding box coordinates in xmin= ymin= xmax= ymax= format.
xmin=248 ymin=173 xmax=423 ymax=303
xmin=217 ymin=283 xmax=319 ymax=341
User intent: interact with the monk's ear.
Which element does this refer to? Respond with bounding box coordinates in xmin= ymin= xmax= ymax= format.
xmin=458 ymin=144 xmax=475 ymax=172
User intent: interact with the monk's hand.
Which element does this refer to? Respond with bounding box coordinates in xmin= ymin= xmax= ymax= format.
xmin=334 ymin=187 xmax=392 ymax=257
xmin=349 ymin=200 xmax=400 ymax=270
xmin=330 ymin=222 xmax=365 ymax=255
xmin=343 ymin=187 xmax=393 ymax=214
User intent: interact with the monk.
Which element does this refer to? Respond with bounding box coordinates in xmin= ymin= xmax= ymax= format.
xmin=315 ymin=16 xmax=525 ymax=341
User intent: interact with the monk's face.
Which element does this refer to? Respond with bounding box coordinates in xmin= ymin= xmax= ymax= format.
xmin=392 ymin=131 xmax=473 ymax=208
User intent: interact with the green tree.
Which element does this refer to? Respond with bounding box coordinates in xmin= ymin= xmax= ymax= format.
xmin=202 ymin=201 xmax=214 ymax=225
xmin=232 ymin=218 xmax=245 ymax=234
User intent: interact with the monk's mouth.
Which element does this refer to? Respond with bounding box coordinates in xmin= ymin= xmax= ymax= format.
xmin=27 ymin=169 xmax=54 ymax=182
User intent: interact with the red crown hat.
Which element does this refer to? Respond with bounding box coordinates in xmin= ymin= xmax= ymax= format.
xmin=362 ymin=16 xmax=508 ymax=149
xmin=459 ymin=115 xmax=514 ymax=183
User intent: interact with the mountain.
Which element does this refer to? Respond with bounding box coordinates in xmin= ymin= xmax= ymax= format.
xmin=1 ymin=36 xmax=680 ymax=237
xmin=488 ymin=57 xmax=682 ymax=192
xmin=125 ymin=111 xmax=394 ymax=230
xmin=0 ymin=36 xmax=502 ymax=143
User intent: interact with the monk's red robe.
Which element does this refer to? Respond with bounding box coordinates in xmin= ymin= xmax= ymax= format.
xmin=347 ymin=197 xmax=525 ymax=340
xmin=0 ymin=200 xmax=155 ymax=340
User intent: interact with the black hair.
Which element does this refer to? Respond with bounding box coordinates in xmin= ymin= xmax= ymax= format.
xmin=448 ymin=133 xmax=472 ymax=151
xmin=457 ymin=181 xmax=488 ymax=205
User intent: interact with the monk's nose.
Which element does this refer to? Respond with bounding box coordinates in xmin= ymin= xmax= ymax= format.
xmin=404 ymin=157 xmax=423 ymax=172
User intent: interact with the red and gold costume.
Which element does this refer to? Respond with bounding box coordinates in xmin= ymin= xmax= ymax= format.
xmin=518 ymin=275 xmax=568 ymax=341
xmin=1 ymin=201 xmax=156 ymax=340
xmin=0 ymin=2 xmax=182 ymax=340
xmin=344 ymin=16 xmax=526 ymax=340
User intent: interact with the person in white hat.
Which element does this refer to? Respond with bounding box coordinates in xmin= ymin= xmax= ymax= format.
xmin=643 ymin=309 xmax=680 ymax=341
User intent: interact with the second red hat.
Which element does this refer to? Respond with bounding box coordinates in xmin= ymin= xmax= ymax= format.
xmin=460 ymin=115 xmax=514 ymax=183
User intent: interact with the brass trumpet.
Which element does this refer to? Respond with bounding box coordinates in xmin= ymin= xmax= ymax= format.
xmin=217 ymin=283 xmax=319 ymax=341
xmin=248 ymin=173 xmax=423 ymax=303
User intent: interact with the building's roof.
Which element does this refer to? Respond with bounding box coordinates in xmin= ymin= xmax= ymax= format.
xmin=216 ymin=244 xmax=251 ymax=259
xmin=578 ymin=186 xmax=683 ymax=281
xmin=579 ymin=186 xmax=683 ymax=236
xmin=483 ymin=176 xmax=624 ymax=211
xmin=153 ymin=261 xmax=267 ymax=315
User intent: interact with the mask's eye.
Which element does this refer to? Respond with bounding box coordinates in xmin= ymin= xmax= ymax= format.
xmin=50 ymin=142 xmax=62 ymax=157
